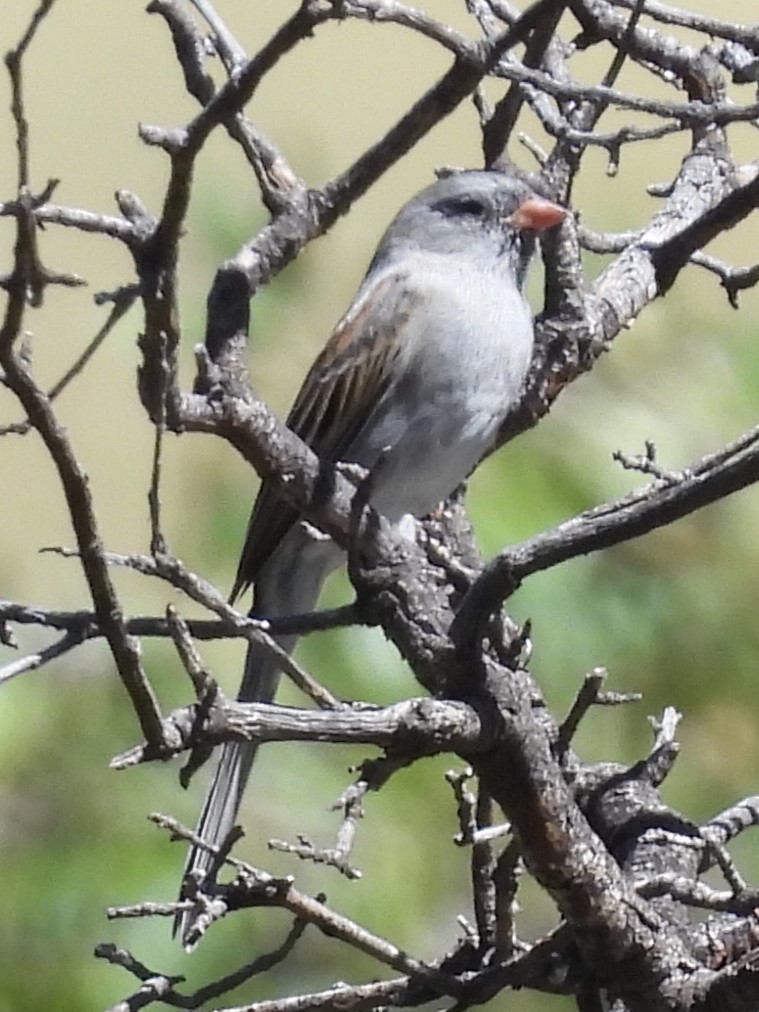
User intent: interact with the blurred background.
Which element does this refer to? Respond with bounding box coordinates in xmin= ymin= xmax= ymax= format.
xmin=1 ymin=2 xmax=758 ymax=1009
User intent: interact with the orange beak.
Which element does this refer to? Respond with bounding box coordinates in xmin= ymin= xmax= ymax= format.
xmin=506 ymin=195 xmax=567 ymax=230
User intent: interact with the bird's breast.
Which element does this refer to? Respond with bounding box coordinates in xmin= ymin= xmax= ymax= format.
xmin=356 ymin=264 xmax=534 ymax=521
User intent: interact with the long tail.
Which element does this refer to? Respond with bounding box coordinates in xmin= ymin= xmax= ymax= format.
xmin=175 ymin=529 xmax=340 ymax=948
xmin=174 ymin=641 xmax=280 ymax=948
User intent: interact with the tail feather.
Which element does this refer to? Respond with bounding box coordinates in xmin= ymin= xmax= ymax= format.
xmin=174 ymin=647 xmax=279 ymax=948
xmin=175 ymin=528 xmax=342 ymax=948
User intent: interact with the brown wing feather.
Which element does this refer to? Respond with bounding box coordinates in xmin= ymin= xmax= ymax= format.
xmin=230 ymin=272 xmax=417 ymax=602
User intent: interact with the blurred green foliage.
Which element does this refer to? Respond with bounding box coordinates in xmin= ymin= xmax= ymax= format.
xmin=1 ymin=2 xmax=759 ymax=1010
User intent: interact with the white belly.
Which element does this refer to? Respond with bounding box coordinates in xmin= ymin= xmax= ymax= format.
xmin=355 ymin=264 xmax=534 ymax=520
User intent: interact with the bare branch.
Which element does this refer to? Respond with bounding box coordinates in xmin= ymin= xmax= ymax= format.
xmin=0 ymin=4 xmax=165 ymax=750
xmin=456 ymin=422 xmax=759 ymax=633
xmin=110 ymin=696 xmax=487 ymax=770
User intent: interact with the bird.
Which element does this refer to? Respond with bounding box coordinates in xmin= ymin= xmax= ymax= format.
xmin=176 ymin=169 xmax=566 ymax=947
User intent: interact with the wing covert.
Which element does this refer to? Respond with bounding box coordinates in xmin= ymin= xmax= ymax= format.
xmin=231 ymin=270 xmax=418 ymax=602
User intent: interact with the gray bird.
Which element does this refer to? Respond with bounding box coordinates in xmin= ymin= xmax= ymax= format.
xmin=177 ymin=169 xmax=566 ymax=947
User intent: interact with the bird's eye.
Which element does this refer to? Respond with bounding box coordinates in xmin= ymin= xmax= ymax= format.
xmin=437 ymin=196 xmax=488 ymax=218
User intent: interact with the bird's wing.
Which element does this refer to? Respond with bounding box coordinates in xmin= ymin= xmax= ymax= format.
xmin=231 ymin=269 xmax=419 ymax=602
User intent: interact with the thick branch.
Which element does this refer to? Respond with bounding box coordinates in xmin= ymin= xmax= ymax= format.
xmin=111 ymin=696 xmax=486 ymax=769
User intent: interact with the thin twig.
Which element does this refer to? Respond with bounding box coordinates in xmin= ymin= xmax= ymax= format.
xmin=0 ymin=630 xmax=84 ymax=685
xmin=556 ymin=668 xmax=608 ymax=757
xmin=0 ymin=286 xmax=137 ymax=437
